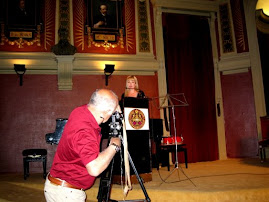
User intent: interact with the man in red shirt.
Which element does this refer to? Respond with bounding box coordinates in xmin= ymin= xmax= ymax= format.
xmin=44 ymin=89 xmax=121 ymax=201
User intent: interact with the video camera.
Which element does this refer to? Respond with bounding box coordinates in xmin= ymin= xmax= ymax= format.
xmin=109 ymin=111 xmax=123 ymax=137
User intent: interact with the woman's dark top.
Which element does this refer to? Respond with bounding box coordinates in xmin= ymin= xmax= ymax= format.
xmin=121 ymin=90 xmax=145 ymax=100
xmin=119 ymin=90 xmax=145 ymax=112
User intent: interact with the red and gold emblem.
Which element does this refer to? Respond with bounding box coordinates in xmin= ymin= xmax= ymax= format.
xmin=128 ymin=109 xmax=145 ymax=129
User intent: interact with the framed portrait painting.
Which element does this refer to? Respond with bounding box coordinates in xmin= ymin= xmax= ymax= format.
xmin=86 ymin=0 xmax=124 ymax=36
xmin=5 ymin=0 xmax=42 ymax=37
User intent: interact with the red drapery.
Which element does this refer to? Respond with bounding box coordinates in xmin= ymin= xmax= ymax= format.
xmin=162 ymin=13 xmax=218 ymax=162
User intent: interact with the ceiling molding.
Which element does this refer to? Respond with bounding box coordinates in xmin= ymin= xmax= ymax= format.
xmin=150 ymin=0 xmax=219 ymax=12
xmin=0 ymin=52 xmax=158 ymax=75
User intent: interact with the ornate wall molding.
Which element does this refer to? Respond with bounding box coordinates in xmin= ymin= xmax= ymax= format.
xmin=218 ymin=2 xmax=237 ymax=54
xmin=137 ymin=0 xmax=151 ymax=52
xmin=218 ymin=52 xmax=251 ymax=73
xmin=0 ymin=24 xmax=41 ymax=49
xmin=73 ymin=53 xmax=157 ymax=73
xmin=230 ymin=0 xmax=248 ymax=52
xmin=58 ymin=0 xmax=70 ymax=37
xmin=44 ymin=0 xmax=56 ymax=50
xmin=150 ymin=0 xmax=218 ymax=12
xmin=0 ymin=52 xmax=57 ymax=74
xmin=86 ymin=27 xmax=125 ymax=51
xmin=125 ymin=0 xmax=136 ymax=52
xmin=0 ymin=51 xmax=158 ymax=91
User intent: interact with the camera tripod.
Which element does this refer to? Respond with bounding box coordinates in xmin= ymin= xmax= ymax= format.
xmin=97 ymin=113 xmax=150 ymax=202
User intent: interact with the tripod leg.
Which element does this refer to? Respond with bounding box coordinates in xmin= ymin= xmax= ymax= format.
xmin=117 ymin=134 xmax=150 ymax=202
xmin=97 ymin=157 xmax=115 ymax=202
xmin=97 ymin=131 xmax=151 ymax=201
xmin=127 ymin=152 xmax=151 ymax=202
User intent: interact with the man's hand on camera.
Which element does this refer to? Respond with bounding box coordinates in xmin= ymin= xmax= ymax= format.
xmin=109 ymin=137 xmax=121 ymax=153
xmin=110 ymin=137 xmax=121 ymax=147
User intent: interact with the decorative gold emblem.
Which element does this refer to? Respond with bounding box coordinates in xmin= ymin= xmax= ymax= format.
xmin=128 ymin=109 xmax=145 ymax=129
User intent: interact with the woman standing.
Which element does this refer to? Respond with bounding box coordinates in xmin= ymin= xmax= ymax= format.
xmin=122 ymin=75 xmax=145 ymax=99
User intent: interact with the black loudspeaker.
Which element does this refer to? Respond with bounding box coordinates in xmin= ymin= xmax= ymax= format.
xmin=149 ymin=119 xmax=163 ymax=143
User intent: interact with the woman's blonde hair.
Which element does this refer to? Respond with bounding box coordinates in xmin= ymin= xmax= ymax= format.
xmin=124 ymin=75 xmax=139 ymax=96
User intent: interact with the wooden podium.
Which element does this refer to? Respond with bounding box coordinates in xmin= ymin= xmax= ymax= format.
xmin=112 ymin=97 xmax=152 ymax=184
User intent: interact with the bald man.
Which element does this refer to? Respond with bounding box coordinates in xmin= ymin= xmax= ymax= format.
xmin=44 ymin=89 xmax=121 ymax=202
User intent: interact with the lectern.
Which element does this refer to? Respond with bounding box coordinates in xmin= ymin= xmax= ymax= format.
xmin=113 ymin=97 xmax=152 ymax=183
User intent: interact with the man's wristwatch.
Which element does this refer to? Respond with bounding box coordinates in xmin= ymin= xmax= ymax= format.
xmin=110 ymin=143 xmax=120 ymax=153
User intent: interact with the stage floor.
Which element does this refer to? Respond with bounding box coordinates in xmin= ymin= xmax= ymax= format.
xmin=0 ymin=158 xmax=269 ymax=202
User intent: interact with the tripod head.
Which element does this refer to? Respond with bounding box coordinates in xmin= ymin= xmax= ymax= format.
xmin=109 ymin=111 xmax=123 ymax=137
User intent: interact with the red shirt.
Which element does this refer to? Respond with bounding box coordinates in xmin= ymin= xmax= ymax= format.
xmin=50 ymin=105 xmax=101 ymax=190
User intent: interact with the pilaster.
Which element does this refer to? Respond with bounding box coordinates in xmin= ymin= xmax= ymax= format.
xmin=56 ymin=56 xmax=74 ymax=90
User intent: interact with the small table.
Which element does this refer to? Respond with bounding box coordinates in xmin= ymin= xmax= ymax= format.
xmin=159 ymin=143 xmax=188 ymax=170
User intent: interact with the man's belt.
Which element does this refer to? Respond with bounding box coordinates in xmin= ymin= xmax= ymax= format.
xmin=48 ymin=175 xmax=83 ymax=190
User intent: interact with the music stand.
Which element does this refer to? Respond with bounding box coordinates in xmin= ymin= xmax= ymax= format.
xmin=152 ymin=93 xmax=188 ymax=181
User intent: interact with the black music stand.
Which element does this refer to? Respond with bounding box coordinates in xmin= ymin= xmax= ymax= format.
xmin=152 ymin=93 xmax=188 ymax=181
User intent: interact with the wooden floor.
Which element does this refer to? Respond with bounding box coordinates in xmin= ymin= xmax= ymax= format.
xmin=0 ymin=158 xmax=269 ymax=202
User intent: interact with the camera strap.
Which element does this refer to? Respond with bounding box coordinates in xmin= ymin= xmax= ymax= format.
xmin=122 ymin=119 xmax=132 ymax=198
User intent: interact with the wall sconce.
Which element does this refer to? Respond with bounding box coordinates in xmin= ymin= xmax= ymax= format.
xmin=14 ymin=64 xmax=26 ymax=86
xmin=104 ymin=64 xmax=115 ymax=86
xmin=259 ymin=9 xmax=269 ymax=23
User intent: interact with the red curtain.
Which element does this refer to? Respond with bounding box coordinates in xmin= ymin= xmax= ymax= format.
xmin=162 ymin=13 xmax=218 ymax=162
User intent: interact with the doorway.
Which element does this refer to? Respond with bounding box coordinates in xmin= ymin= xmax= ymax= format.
xmin=162 ymin=13 xmax=218 ymax=162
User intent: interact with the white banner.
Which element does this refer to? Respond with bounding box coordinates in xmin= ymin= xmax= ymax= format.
xmin=124 ymin=107 xmax=149 ymax=130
